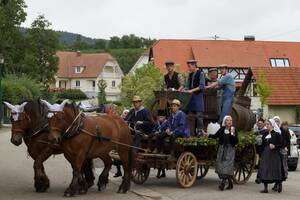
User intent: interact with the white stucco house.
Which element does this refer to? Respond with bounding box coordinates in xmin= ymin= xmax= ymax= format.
xmin=54 ymin=51 xmax=124 ymax=101
xmin=129 ymin=49 xmax=150 ymax=74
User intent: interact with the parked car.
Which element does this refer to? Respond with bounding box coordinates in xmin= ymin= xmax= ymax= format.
xmin=287 ymin=129 xmax=299 ymax=171
xmin=79 ymin=102 xmax=99 ymax=112
xmin=288 ymin=124 xmax=300 ymax=147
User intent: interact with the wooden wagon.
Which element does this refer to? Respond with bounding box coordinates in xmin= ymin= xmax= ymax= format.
xmin=129 ymin=80 xmax=257 ymax=188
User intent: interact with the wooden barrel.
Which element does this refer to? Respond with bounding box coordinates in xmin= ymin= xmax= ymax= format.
xmin=230 ymin=103 xmax=256 ymax=131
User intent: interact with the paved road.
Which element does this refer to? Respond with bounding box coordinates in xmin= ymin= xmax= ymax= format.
xmin=1 ymin=127 xmax=300 ymax=200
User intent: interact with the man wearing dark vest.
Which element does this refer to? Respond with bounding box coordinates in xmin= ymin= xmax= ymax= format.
xmin=186 ymin=59 xmax=205 ymax=137
xmin=161 ymin=61 xmax=184 ymax=91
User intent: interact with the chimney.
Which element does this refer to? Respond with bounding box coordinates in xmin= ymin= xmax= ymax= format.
xmin=76 ymin=50 xmax=81 ymax=56
xmin=244 ymin=35 xmax=255 ymax=41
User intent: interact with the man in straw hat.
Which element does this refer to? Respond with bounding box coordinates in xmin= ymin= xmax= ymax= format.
xmin=206 ymin=64 xmax=235 ymax=123
xmin=163 ymin=99 xmax=190 ymax=157
xmin=124 ymin=95 xmax=153 ymax=148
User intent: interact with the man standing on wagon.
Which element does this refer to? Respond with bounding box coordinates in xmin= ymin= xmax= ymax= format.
xmin=161 ymin=61 xmax=185 ymax=91
xmin=206 ymin=64 xmax=235 ymax=123
xmin=186 ymin=59 xmax=206 ymax=137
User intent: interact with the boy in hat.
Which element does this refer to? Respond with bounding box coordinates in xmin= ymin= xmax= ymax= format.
xmin=186 ymin=59 xmax=205 ymax=136
xmin=161 ymin=99 xmax=190 ymax=157
xmin=125 ymin=95 xmax=153 ymax=148
xmin=148 ymin=109 xmax=169 ymax=154
xmin=161 ymin=61 xmax=185 ymax=91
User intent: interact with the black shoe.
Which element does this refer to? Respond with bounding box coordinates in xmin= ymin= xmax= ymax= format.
xmin=277 ymin=183 xmax=282 ymax=193
xmin=218 ymin=179 xmax=226 ymax=191
xmin=113 ymin=172 xmax=122 ymax=178
xmin=226 ymin=178 xmax=233 ymax=190
xmin=260 ymin=189 xmax=268 ymax=193
xmin=272 ymin=184 xmax=278 ymax=191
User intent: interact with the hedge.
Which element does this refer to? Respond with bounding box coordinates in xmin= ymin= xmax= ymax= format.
xmin=55 ymin=89 xmax=87 ymax=101
xmin=2 ymin=74 xmax=42 ymax=104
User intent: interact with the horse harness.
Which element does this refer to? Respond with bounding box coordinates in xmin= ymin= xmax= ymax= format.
xmin=50 ymin=111 xmax=146 ymax=151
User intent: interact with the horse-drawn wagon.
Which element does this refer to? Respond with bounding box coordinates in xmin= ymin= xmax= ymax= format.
xmin=130 ymin=79 xmax=257 ymax=188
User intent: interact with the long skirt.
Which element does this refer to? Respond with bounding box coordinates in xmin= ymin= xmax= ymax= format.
xmin=280 ymin=149 xmax=288 ymax=181
xmin=215 ymin=144 xmax=235 ymax=179
xmin=258 ymin=147 xmax=282 ymax=183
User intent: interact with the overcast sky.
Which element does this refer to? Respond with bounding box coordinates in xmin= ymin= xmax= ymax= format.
xmin=22 ymin=0 xmax=300 ymax=41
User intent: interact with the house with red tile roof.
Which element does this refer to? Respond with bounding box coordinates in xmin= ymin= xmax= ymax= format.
xmin=54 ymin=51 xmax=124 ymax=101
xmin=149 ymin=38 xmax=300 ymax=123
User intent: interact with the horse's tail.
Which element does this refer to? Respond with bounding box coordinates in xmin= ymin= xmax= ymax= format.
xmin=84 ymin=159 xmax=95 ymax=188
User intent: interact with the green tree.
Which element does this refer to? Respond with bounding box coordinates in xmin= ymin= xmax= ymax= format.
xmin=255 ymin=68 xmax=274 ymax=113
xmin=97 ymin=79 xmax=107 ymax=105
xmin=0 ymin=0 xmax=27 ymax=73
xmin=109 ymin=36 xmax=121 ymax=49
xmin=94 ymin=39 xmax=107 ymax=49
xmin=121 ymin=63 xmax=163 ymax=108
xmin=25 ymin=15 xmax=59 ymax=88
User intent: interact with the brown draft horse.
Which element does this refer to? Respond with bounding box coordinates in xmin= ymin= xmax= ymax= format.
xmin=4 ymin=100 xmax=95 ymax=192
xmin=44 ymin=102 xmax=133 ymax=197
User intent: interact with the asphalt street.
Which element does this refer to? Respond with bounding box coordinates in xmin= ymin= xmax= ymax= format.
xmin=1 ymin=127 xmax=299 ymax=200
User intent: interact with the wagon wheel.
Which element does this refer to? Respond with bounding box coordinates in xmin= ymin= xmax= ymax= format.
xmin=176 ymin=152 xmax=198 ymax=188
xmin=131 ymin=164 xmax=150 ymax=184
xmin=196 ymin=164 xmax=209 ymax=179
xmin=233 ymin=144 xmax=256 ymax=184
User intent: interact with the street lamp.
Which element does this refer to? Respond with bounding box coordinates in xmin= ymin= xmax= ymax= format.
xmin=0 ymin=54 xmax=4 ymax=127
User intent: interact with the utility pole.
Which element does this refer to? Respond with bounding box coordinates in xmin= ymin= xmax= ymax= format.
xmin=212 ymin=35 xmax=220 ymax=40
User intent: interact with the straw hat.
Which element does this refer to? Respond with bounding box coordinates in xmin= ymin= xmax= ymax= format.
xmin=171 ymin=99 xmax=181 ymax=106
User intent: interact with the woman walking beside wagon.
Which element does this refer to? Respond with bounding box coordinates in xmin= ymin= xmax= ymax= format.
xmin=257 ymin=118 xmax=284 ymax=193
xmin=208 ymin=115 xmax=238 ymax=191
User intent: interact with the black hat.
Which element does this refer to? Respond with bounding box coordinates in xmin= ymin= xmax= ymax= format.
xmin=208 ymin=67 xmax=218 ymax=72
xmin=157 ymin=109 xmax=167 ymax=116
xmin=187 ymin=59 xmax=197 ymax=64
xmin=165 ymin=61 xmax=174 ymax=66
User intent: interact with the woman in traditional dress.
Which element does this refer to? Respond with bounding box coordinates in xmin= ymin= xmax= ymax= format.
xmin=209 ymin=115 xmax=238 ymax=191
xmin=257 ymin=118 xmax=283 ymax=193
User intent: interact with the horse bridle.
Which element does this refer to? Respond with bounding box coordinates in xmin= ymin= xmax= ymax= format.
xmin=10 ymin=112 xmax=31 ymax=135
xmin=48 ymin=110 xmax=83 ymax=139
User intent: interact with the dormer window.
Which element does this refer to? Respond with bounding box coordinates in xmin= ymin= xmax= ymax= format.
xmin=270 ymin=58 xmax=290 ymax=67
xmin=75 ymin=66 xmax=81 ymax=73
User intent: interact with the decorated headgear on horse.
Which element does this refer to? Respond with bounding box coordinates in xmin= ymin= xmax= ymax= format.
xmin=41 ymin=99 xmax=69 ymax=118
xmin=4 ymin=102 xmax=28 ymax=121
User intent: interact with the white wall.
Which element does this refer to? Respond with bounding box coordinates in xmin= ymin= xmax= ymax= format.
xmin=129 ymin=55 xmax=149 ymax=74
xmin=267 ymin=105 xmax=297 ymax=124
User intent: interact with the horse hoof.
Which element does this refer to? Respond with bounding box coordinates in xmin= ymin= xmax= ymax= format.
xmin=35 ymin=177 xmax=50 ymax=193
xmin=64 ymin=189 xmax=75 ymax=197
xmin=79 ymin=189 xmax=87 ymax=195
xmin=98 ymin=184 xmax=106 ymax=191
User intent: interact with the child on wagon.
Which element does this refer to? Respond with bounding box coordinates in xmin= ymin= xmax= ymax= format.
xmin=156 ymin=99 xmax=190 ymax=157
